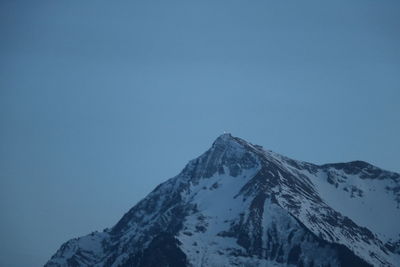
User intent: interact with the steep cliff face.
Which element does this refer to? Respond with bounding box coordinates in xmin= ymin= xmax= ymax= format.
xmin=45 ymin=134 xmax=400 ymax=267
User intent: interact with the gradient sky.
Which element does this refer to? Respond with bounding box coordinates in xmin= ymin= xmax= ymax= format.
xmin=1 ymin=1 xmax=399 ymax=266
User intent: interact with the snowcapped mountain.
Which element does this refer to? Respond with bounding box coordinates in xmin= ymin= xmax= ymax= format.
xmin=45 ymin=134 xmax=400 ymax=267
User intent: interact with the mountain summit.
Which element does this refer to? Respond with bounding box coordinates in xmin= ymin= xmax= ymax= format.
xmin=46 ymin=134 xmax=400 ymax=267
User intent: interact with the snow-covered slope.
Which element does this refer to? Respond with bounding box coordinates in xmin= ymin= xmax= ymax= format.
xmin=45 ymin=134 xmax=400 ymax=267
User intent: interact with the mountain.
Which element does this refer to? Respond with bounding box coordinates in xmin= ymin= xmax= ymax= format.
xmin=45 ymin=134 xmax=400 ymax=267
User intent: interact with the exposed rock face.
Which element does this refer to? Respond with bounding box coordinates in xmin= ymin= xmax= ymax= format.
xmin=45 ymin=134 xmax=400 ymax=267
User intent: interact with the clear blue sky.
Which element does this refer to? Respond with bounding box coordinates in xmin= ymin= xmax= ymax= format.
xmin=1 ymin=1 xmax=399 ymax=266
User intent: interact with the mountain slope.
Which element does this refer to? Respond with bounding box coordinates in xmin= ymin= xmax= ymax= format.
xmin=45 ymin=134 xmax=400 ymax=267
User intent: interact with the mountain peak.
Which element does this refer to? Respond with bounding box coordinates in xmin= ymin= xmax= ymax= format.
xmin=45 ymin=135 xmax=400 ymax=267
xmin=211 ymin=133 xmax=257 ymax=153
xmin=212 ymin=132 xmax=236 ymax=146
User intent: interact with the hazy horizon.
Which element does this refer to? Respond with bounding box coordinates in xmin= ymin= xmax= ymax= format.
xmin=1 ymin=0 xmax=399 ymax=266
